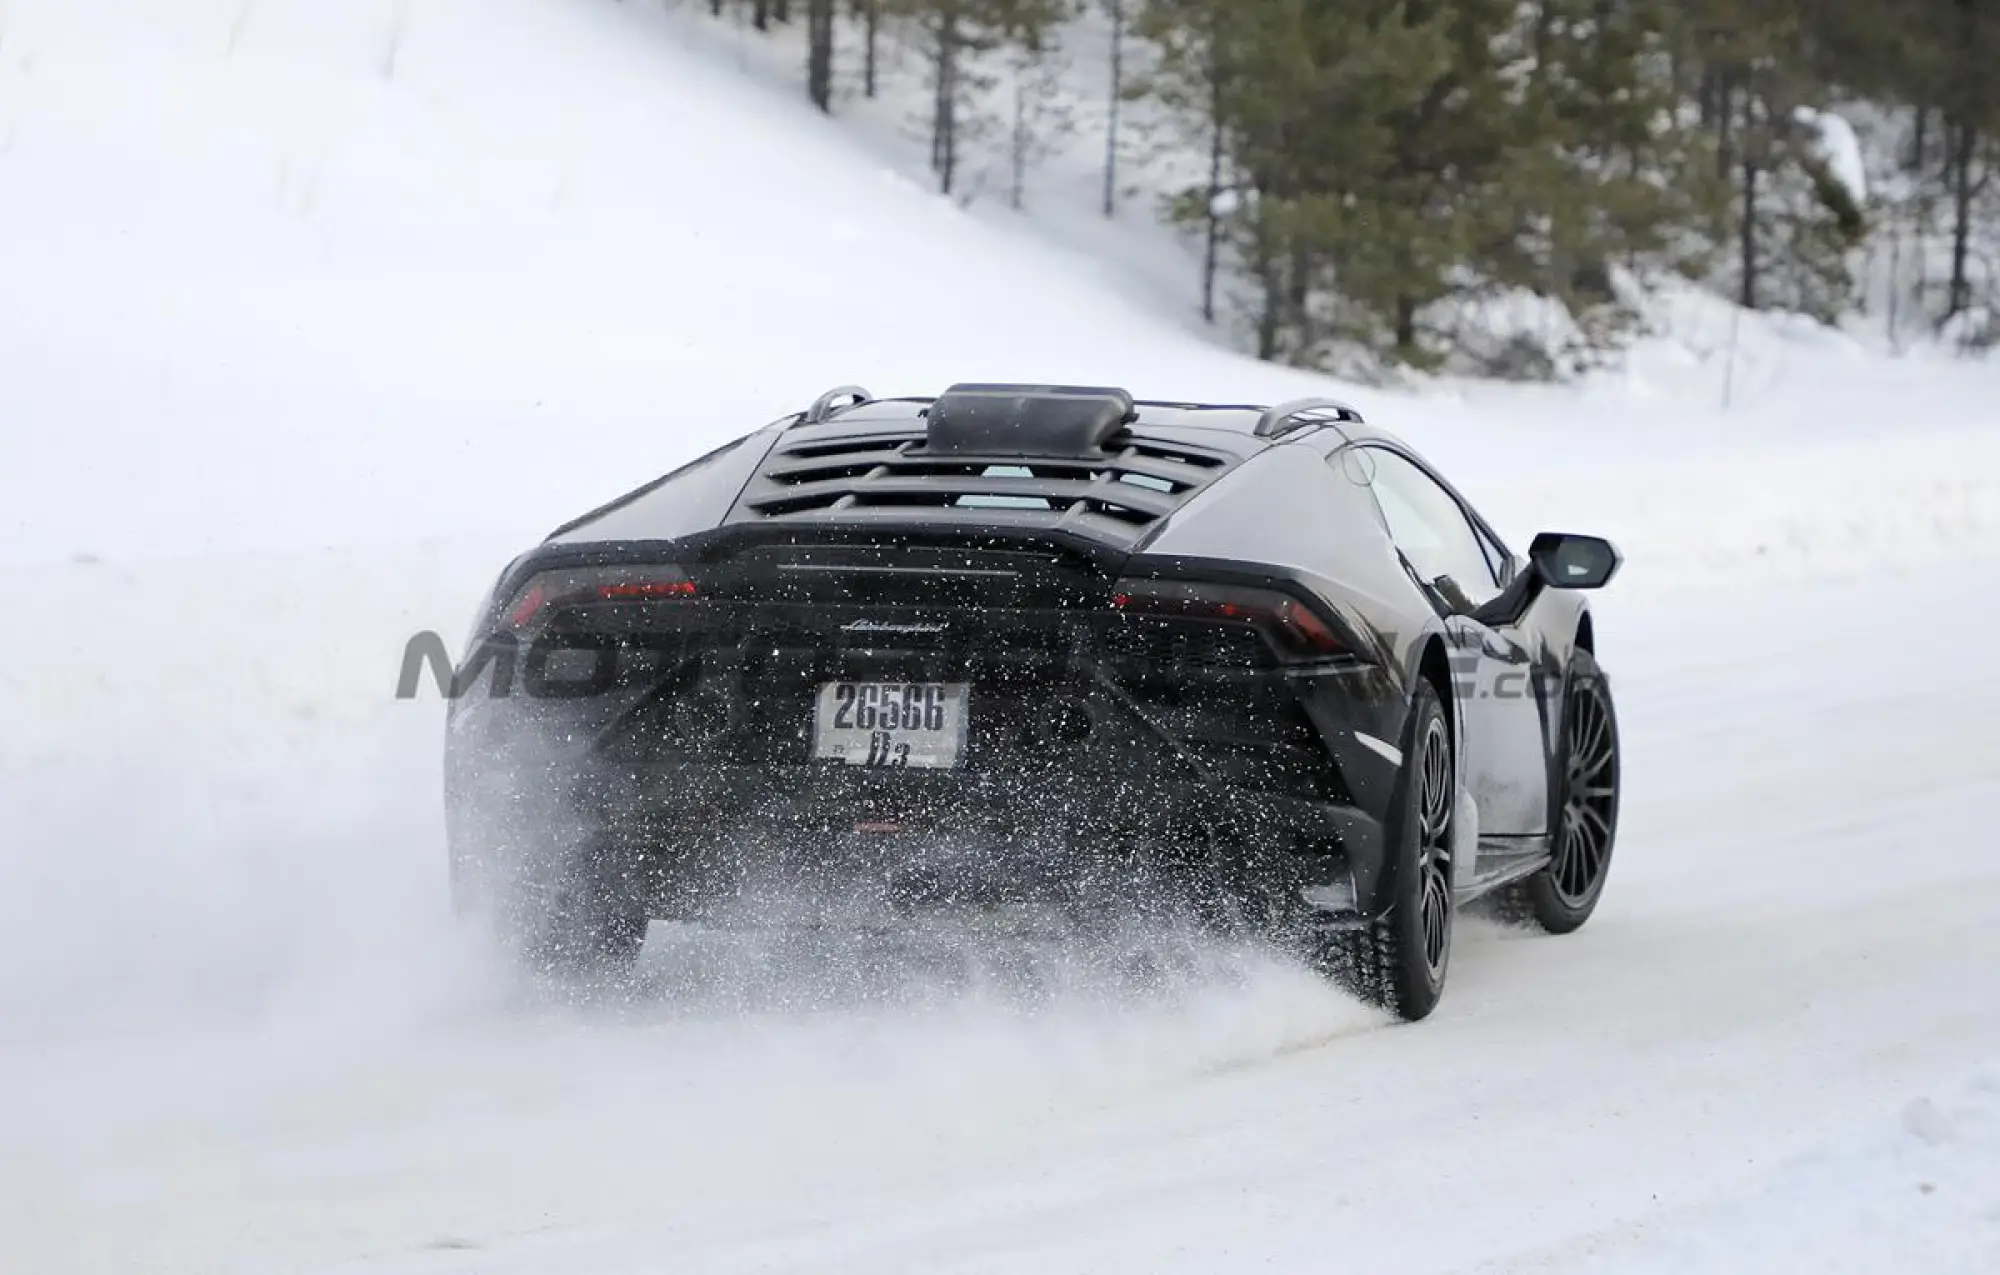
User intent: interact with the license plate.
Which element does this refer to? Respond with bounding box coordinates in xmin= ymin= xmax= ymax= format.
xmin=812 ymin=681 xmax=969 ymax=769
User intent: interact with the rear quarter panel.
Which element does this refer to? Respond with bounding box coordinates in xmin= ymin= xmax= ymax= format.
xmin=1141 ymin=441 xmax=1444 ymax=686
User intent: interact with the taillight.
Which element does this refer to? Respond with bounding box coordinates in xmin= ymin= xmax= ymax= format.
xmin=500 ymin=565 xmax=697 ymax=630
xmin=1111 ymin=578 xmax=1348 ymax=659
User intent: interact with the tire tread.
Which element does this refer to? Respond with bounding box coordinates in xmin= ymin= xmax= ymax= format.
xmin=1319 ymin=920 xmax=1407 ymax=1017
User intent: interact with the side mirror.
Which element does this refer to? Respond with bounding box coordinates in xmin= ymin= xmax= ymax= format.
xmin=1468 ymin=532 xmax=1621 ymax=627
xmin=1528 ymin=532 xmax=1621 ymax=590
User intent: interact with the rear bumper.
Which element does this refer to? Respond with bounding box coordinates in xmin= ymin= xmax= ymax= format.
xmin=442 ymin=610 xmax=1415 ymax=926
xmin=451 ymin=753 xmax=1392 ymax=925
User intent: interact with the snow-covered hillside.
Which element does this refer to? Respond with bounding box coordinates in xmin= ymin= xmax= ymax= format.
xmin=4 ymin=0 xmax=1998 ymax=570
xmin=0 ymin=0 xmax=1314 ymax=567
xmin=1 ymin=2 xmax=1997 ymax=1273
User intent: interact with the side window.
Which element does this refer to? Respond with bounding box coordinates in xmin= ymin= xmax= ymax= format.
xmin=1356 ymin=448 xmax=1502 ymax=610
xmin=1474 ymin=521 xmax=1515 ymax=584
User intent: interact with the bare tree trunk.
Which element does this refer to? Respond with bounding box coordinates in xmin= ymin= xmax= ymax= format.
xmin=1287 ymin=232 xmax=1314 ymax=351
xmin=382 ymin=0 xmax=409 ymax=81
xmin=1886 ymin=215 xmax=1904 ymax=351
xmin=931 ymin=15 xmax=948 ymax=176
xmin=1102 ymin=0 xmax=1124 ymax=218
xmin=806 ymin=0 xmax=835 ymax=113
xmin=226 ymin=0 xmax=253 ymax=55
xmin=1201 ymin=73 xmax=1224 ymax=323
xmin=753 ymin=0 xmax=769 ymax=33
xmin=1010 ymin=73 xmax=1027 ymax=210
xmin=1667 ymin=21 xmax=1686 ymax=105
xmin=1256 ymin=226 xmax=1282 ymax=360
xmin=1740 ymin=149 xmax=1759 ymax=310
xmin=1945 ymin=0 xmax=1984 ymax=321
xmin=931 ymin=4 xmax=961 ymax=195
xmin=1289 ymin=265 xmax=1315 ymax=353
xmin=1947 ymin=117 xmax=1977 ymax=319
xmin=1716 ymin=71 xmax=1736 ymax=179
xmin=863 ymin=0 xmax=879 ymax=97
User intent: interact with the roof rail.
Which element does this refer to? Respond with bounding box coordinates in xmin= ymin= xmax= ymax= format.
xmin=800 ymin=384 xmax=873 ymax=425
xmin=1252 ymin=396 xmax=1365 ymax=438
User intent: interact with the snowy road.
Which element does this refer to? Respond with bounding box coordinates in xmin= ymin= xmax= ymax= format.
xmin=7 ymin=563 xmax=1996 ymax=1275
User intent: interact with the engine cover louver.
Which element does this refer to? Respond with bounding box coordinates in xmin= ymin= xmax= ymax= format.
xmin=728 ymin=428 xmax=1239 ymax=544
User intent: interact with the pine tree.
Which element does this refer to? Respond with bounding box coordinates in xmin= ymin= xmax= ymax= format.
xmin=1679 ymin=0 xmax=1870 ymax=321
xmin=884 ymin=0 xmax=1071 ymax=196
xmin=1136 ymin=0 xmax=1472 ymax=367
xmin=1528 ymin=0 xmax=1722 ymax=302
xmin=1135 ymin=0 xmax=1731 ymax=375
xmin=1129 ymin=0 xmax=1248 ymax=329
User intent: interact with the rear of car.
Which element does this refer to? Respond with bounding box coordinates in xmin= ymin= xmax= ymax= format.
xmin=445 ymin=387 xmax=1412 ymax=957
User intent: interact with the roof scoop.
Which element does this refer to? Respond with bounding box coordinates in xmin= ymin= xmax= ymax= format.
xmin=923 ymin=383 xmax=1137 ymax=458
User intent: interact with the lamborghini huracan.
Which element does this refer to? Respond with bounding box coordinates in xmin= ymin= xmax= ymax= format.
xmin=443 ymin=383 xmax=1624 ymax=1020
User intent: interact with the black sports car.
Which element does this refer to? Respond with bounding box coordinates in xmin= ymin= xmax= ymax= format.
xmin=444 ymin=383 xmax=1623 ymax=1020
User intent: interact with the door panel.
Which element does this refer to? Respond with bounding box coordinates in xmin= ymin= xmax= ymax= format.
xmin=1447 ymin=615 xmax=1551 ymax=837
xmin=1349 ymin=446 xmax=1551 ymax=837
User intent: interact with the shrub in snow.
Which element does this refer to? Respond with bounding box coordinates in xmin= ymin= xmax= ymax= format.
xmin=1940 ymin=305 xmax=1996 ymax=351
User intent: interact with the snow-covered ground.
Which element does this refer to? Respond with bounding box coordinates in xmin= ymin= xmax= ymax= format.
xmin=2 ymin=2 xmax=1998 ymax=1272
